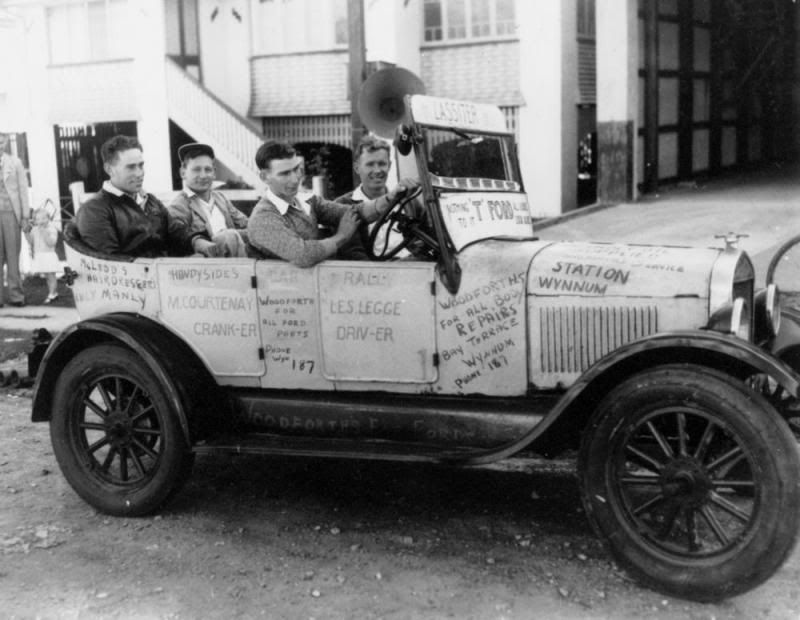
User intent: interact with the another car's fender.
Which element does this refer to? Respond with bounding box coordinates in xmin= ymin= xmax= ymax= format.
xmin=31 ymin=313 xmax=223 ymax=445
xmin=773 ymin=306 xmax=800 ymax=364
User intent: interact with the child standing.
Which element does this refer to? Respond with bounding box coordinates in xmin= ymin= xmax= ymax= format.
xmin=26 ymin=207 xmax=61 ymax=304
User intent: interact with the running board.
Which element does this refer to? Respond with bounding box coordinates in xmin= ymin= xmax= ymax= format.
xmin=193 ymin=433 xmax=484 ymax=463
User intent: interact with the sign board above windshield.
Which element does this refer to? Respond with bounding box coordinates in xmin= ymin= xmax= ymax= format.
xmin=410 ymin=95 xmax=508 ymax=134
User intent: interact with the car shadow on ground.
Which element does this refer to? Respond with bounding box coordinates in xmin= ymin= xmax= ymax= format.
xmin=168 ymin=454 xmax=598 ymax=558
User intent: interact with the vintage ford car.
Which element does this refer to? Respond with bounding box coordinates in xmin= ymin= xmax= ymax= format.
xmin=31 ymin=93 xmax=800 ymax=602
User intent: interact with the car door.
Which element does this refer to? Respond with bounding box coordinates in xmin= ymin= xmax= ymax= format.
xmin=316 ymin=261 xmax=438 ymax=383
xmin=156 ymin=258 xmax=264 ymax=381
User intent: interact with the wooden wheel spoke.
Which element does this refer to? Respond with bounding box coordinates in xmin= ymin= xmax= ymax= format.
xmin=685 ymin=510 xmax=701 ymax=552
xmin=620 ymin=475 xmax=660 ymax=486
xmin=128 ymin=446 xmax=147 ymax=478
xmin=625 ymin=444 xmax=664 ymax=475
xmin=122 ymin=385 xmax=141 ymax=417
xmin=706 ymin=446 xmax=745 ymax=476
xmin=79 ymin=421 xmax=107 ymax=432
xmin=676 ymin=412 xmax=688 ymax=457
xmin=699 ymin=505 xmax=730 ymax=546
xmin=100 ymin=446 xmax=118 ymax=472
xmin=119 ymin=447 xmax=129 ymax=481
xmin=712 ymin=479 xmax=755 ymax=491
xmin=83 ymin=396 xmax=108 ymax=419
xmin=96 ymin=381 xmax=114 ymax=412
xmin=709 ymin=491 xmax=752 ymax=524
xmin=87 ymin=435 xmax=111 ymax=454
xmin=132 ymin=437 xmax=159 ymax=461
xmin=693 ymin=419 xmax=716 ymax=461
xmin=656 ymin=502 xmax=682 ymax=540
xmin=646 ymin=420 xmax=675 ymax=459
xmin=130 ymin=404 xmax=156 ymax=424
xmin=630 ymin=491 xmax=667 ymax=517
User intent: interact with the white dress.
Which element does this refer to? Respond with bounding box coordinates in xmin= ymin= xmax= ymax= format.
xmin=30 ymin=224 xmax=61 ymax=274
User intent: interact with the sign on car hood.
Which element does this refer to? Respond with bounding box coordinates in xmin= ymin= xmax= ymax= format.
xmin=528 ymin=241 xmax=722 ymax=298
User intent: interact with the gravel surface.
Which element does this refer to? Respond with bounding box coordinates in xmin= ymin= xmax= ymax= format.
xmin=2 ymin=389 xmax=800 ymax=619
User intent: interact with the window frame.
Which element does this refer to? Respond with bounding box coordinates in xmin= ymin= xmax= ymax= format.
xmin=46 ymin=0 xmax=130 ymax=65
xmin=253 ymin=0 xmax=348 ymax=55
xmin=576 ymin=0 xmax=596 ymax=41
xmin=423 ymin=0 xmax=517 ymax=44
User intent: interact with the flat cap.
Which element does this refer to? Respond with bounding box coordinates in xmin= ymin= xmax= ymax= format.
xmin=178 ymin=142 xmax=215 ymax=162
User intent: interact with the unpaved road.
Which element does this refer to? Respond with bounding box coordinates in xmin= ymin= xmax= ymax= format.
xmin=2 ymin=389 xmax=800 ymax=620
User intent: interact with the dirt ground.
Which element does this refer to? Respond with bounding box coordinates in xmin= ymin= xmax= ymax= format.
xmin=2 ymin=389 xmax=800 ymax=620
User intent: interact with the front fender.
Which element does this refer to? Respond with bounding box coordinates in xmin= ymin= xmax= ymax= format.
xmin=461 ymin=330 xmax=799 ymax=465
xmin=31 ymin=313 xmax=224 ymax=445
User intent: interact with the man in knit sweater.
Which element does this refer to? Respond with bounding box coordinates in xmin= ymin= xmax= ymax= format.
xmin=247 ymin=141 xmax=418 ymax=268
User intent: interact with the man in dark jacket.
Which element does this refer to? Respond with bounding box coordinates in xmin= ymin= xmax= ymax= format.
xmin=75 ymin=135 xmax=186 ymax=259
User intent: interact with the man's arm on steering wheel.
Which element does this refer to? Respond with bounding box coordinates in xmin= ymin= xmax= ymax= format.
xmin=357 ymin=178 xmax=421 ymax=223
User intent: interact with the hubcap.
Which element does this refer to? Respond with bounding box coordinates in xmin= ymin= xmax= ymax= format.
xmin=660 ymin=458 xmax=712 ymax=507
xmin=106 ymin=411 xmax=134 ymax=449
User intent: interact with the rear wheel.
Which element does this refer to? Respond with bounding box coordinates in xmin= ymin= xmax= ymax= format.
xmin=50 ymin=343 xmax=194 ymax=516
xmin=579 ymin=364 xmax=800 ymax=601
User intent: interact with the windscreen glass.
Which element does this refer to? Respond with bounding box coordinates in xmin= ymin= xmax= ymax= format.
xmin=421 ymin=128 xmax=521 ymax=192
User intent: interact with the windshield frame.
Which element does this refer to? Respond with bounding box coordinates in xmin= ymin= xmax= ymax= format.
xmin=403 ymin=95 xmax=531 ymax=294
xmin=420 ymin=127 xmax=523 ymax=193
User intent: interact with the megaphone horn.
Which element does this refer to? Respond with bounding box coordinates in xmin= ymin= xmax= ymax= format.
xmin=357 ymin=68 xmax=426 ymax=139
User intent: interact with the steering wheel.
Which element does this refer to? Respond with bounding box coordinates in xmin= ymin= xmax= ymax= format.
xmin=363 ymin=188 xmax=428 ymax=261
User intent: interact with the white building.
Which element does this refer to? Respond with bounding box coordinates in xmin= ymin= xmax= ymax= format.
xmin=0 ymin=0 xmax=796 ymax=217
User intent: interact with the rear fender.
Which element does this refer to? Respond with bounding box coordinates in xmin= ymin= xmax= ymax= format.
xmin=31 ymin=313 xmax=225 ymax=445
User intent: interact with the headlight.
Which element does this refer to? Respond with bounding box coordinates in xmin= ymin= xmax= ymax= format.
xmin=707 ymin=296 xmax=751 ymax=340
xmin=708 ymin=252 xmax=754 ymax=341
xmin=731 ymin=297 xmax=751 ymax=340
xmin=754 ymin=283 xmax=781 ymax=343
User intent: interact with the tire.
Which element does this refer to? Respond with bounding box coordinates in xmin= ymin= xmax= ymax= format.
xmin=748 ymin=348 xmax=800 ymax=439
xmin=50 ymin=343 xmax=194 ymax=516
xmin=579 ymin=364 xmax=800 ymax=601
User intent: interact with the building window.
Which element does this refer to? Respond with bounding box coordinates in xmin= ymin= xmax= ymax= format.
xmin=47 ymin=0 xmax=129 ymax=64
xmin=577 ymin=0 xmax=596 ymax=39
xmin=254 ymin=0 xmax=348 ymax=54
xmin=424 ymin=0 xmax=443 ymax=41
xmin=424 ymin=0 xmax=516 ymax=42
xmin=448 ymin=0 xmax=467 ymax=39
xmin=334 ymin=0 xmax=348 ymax=45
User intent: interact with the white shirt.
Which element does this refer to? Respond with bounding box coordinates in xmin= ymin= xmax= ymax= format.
xmin=103 ymin=180 xmax=147 ymax=209
xmin=184 ymin=188 xmax=227 ymax=236
xmin=266 ymin=187 xmax=311 ymax=217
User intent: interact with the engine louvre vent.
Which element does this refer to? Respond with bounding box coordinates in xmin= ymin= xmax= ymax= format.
xmin=539 ymin=305 xmax=659 ymax=374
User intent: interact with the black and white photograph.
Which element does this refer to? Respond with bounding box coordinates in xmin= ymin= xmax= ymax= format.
xmin=2 ymin=1 xmax=800 ymax=618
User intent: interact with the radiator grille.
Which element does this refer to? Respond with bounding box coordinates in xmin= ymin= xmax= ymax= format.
xmin=539 ymin=306 xmax=659 ymax=374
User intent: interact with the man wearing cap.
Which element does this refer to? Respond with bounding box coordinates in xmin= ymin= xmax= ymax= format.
xmin=248 ymin=140 xmax=418 ymax=268
xmin=76 ymin=135 xmax=188 ymax=258
xmin=168 ymin=143 xmax=249 ymax=258
xmin=0 ymin=132 xmax=30 ymax=306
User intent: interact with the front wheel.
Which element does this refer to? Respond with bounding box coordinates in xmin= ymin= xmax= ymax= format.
xmin=50 ymin=343 xmax=194 ymax=516
xmin=579 ymin=364 xmax=800 ymax=601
